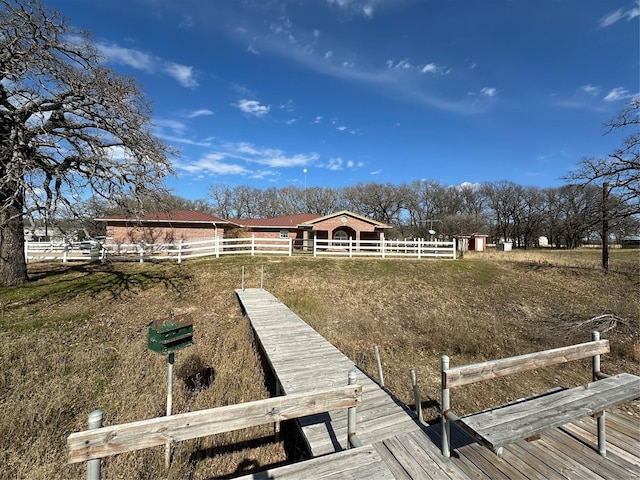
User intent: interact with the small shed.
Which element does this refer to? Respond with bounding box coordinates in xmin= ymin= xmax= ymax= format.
xmin=469 ymin=234 xmax=489 ymax=252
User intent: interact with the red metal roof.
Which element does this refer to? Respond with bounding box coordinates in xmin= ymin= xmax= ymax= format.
xmin=97 ymin=210 xmax=233 ymax=224
xmin=237 ymin=213 xmax=319 ymax=228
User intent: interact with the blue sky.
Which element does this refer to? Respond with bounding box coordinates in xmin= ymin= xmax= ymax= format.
xmin=45 ymin=0 xmax=639 ymax=200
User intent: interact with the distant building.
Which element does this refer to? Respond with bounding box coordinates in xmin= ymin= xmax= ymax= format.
xmin=96 ymin=209 xmax=392 ymax=246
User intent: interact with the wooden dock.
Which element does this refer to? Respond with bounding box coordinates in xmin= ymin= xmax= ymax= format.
xmin=236 ymin=288 xmax=640 ymax=479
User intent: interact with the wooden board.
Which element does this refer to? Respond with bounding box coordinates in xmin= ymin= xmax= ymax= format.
xmin=233 ymin=445 xmax=395 ymax=479
xmin=444 ymin=340 xmax=610 ymax=389
xmin=68 ymin=384 xmax=361 ymax=463
xmin=459 ymin=373 xmax=640 ymax=450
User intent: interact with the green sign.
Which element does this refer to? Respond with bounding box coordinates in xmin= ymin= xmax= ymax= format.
xmin=147 ymin=312 xmax=193 ymax=354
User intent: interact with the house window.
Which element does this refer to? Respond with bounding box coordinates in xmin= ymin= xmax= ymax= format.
xmin=280 ymin=229 xmax=289 ymax=239
xmin=333 ymin=230 xmax=349 ymax=246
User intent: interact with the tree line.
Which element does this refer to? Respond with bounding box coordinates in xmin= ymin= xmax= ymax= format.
xmin=79 ymin=179 xmax=637 ymax=251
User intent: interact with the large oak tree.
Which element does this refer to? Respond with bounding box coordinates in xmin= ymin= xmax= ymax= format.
xmin=0 ymin=0 xmax=174 ymax=286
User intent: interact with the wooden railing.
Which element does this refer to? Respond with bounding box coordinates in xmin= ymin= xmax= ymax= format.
xmin=67 ymin=377 xmax=362 ymax=478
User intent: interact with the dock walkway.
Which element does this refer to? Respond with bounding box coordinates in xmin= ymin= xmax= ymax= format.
xmin=235 ymin=288 xmax=640 ymax=479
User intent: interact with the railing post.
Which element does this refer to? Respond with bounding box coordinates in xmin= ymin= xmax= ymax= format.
xmin=347 ymin=369 xmax=362 ymax=448
xmin=441 ymin=355 xmax=451 ymax=457
xmin=177 ymin=239 xmax=183 ymax=264
xmin=348 ymin=237 xmax=353 ymax=258
xmin=289 ymin=238 xmax=293 ymax=256
xmin=411 ymin=369 xmax=424 ymax=423
xmin=417 ymin=238 xmax=422 ymax=259
xmin=313 ymin=238 xmax=317 ymax=257
xmin=87 ymin=409 xmax=103 ymax=480
xmin=216 ymin=235 xmax=220 ymax=258
xmin=251 ymin=235 xmax=255 ymax=256
xmin=241 ymin=266 xmax=245 ymax=291
xmin=260 ymin=265 xmax=264 ymax=290
xmin=63 ymin=243 xmax=69 ymax=263
xmin=374 ymin=345 xmax=384 ymax=388
xmin=139 ymin=242 xmax=144 ymax=263
xmin=592 ymin=330 xmax=607 ymax=456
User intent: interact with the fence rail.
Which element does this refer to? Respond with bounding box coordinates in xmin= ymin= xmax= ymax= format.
xmin=25 ymin=236 xmax=455 ymax=264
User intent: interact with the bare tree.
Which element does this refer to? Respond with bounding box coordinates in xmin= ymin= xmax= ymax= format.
xmin=567 ymin=99 xmax=639 ymax=215
xmin=0 ymin=0 xmax=174 ymax=285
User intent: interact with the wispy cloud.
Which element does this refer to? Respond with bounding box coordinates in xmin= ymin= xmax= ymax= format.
xmin=603 ymin=87 xmax=635 ymax=101
xmin=234 ymin=99 xmax=270 ymax=117
xmin=187 ymin=109 xmax=214 ymax=118
xmin=96 ymin=42 xmax=198 ymax=87
xmin=581 ymin=84 xmax=601 ymax=96
xmin=599 ymin=3 xmax=640 ymax=27
xmin=480 ymin=87 xmax=498 ymax=97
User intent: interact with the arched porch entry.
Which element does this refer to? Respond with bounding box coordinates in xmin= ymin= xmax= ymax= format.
xmin=332 ymin=226 xmax=356 ymax=246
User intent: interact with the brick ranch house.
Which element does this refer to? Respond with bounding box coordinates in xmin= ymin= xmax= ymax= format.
xmin=97 ymin=210 xmax=392 ymax=246
xmin=96 ymin=210 xmax=235 ymax=244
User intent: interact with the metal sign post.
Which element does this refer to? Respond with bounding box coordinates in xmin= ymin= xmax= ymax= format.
xmin=147 ymin=311 xmax=194 ymax=470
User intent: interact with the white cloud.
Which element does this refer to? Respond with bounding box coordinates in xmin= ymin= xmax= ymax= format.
xmin=325 ymin=50 xmax=333 ymax=60
xmin=327 ymin=0 xmax=376 ymax=18
xmin=480 ymin=87 xmax=497 ymax=97
xmin=247 ymin=44 xmax=260 ymax=55
xmin=179 ymin=155 xmax=249 ymax=176
xmin=604 ymin=87 xmax=633 ymax=101
xmin=96 ymin=42 xmax=197 ymax=88
xmin=176 ymin=142 xmax=319 ymax=178
xmin=336 ymin=125 xmax=348 ymax=131
xmin=327 ymin=157 xmax=343 ymax=170
xmin=164 ymin=63 xmax=198 ymax=88
xmin=581 ymin=84 xmax=600 ymax=96
xmin=234 ymin=99 xmax=270 ymax=117
xmin=155 ymin=118 xmax=187 ymax=133
xmin=421 ymin=63 xmax=437 ymax=73
xmin=314 ymin=116 xmax=323 ymax=123
xmin=370 ymin=169 xmax=382 ymax=175
xmin=187 ymin=109 xmax=214 ymax=118
xmin=599 ymin=4 xmax=640 ymax=27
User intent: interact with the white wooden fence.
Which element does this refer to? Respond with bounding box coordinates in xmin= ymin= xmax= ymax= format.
xmin=25 ymin=236 xmax=456 ymax=264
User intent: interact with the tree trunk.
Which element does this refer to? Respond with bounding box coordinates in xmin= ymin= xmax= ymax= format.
xmin=0 ymin=201 xmax=28 ymax=287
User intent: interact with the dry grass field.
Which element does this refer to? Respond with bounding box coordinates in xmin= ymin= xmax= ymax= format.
xmin=0 ymin=248 xmax=638 ymax=479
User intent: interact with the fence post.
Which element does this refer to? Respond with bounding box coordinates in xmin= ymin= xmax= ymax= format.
xmin=348 ymin=237 xmax=353 ymax=258
xmin=139 ymin=242 xmax=144 ymax=263
xmin=251 ymin=235 xmax=255 ymax=256
xmin=241 ymin=266 xmax=245 ymax=291
xmin=24 ymin=241 xmax=29 ymax=264
xmin=313 ymin=238 xmax=317 ymax=257
xmin=86 ymin=409 xmax=103 ymax=480
xmin=63 ymin=243 xmax=69 ymax=263
xmin=410 ymin=369 xmax=424 ymax=423
xmin=417 ymin=239 xmax=422 ymax=259
xmin=441 ymin=355 xmax=451 ymax=457
xmin=260 ymin=265 xmax=264 ymax=290
xmin=374 ymin=345 xmax=384 ymax=388
xmin=100 ymin=247 xmax=106 ymax=264
xmin=177 ymin=240 xmax=183 ymax=264
xmin=215 ymin=236 xmax=220 ymax=258
xmin=289 ymin=238 xmax=293 ymax=256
